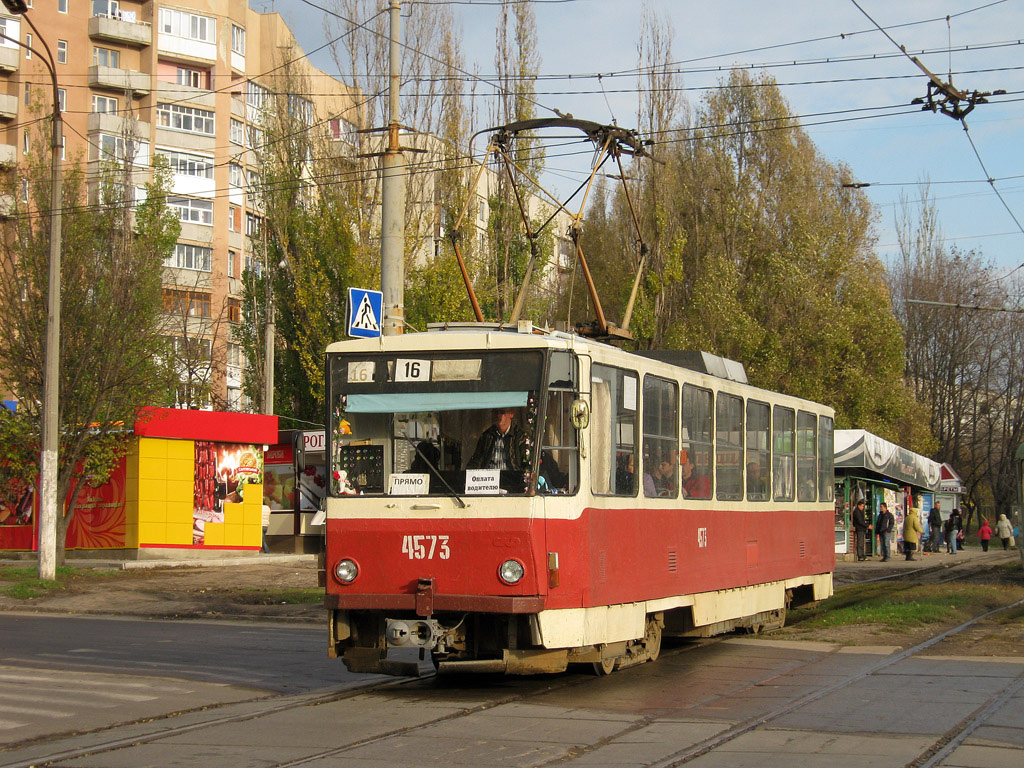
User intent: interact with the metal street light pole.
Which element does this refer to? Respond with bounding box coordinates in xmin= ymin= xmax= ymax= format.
xmin=1 ymin=1 xmax=63 ymax=580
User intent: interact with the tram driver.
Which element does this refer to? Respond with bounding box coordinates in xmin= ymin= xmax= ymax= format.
xmin=467 ymin=407 xmax=529 ymax=472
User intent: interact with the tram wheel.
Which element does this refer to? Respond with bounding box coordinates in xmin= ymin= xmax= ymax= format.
xmin=645 ymin=618 xmax=662 ymax=663
xmin=592 ymin=656 xmax=617 ymax=675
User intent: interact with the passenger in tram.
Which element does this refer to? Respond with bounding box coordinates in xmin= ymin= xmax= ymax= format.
xmin=539 ymin=450 xmax=568 ymax=493
xmin=655 ymin=454 xmax=677 ymax=496
xmin=467 ymin=407 xmax=528 ymax=471
xmin=746 ymin=461 xmax=768 ymax=500
xmin=615 ymin=452 xmax=635 ymax=494
xmin=680 ymin=455 xmax=711 ymax=499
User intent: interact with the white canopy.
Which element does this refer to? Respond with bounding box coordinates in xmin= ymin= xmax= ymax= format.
xmin=834 ymin=429 xmax=941 ymax=491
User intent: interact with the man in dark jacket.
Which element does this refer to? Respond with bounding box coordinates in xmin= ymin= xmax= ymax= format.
xmin=852 ymin=499 xmax=872 ymax=561
xmin=467 ymin=407 xmax=529 ymax=472
xmin=875 ymin=502 xmax=894 ymax=562
xmin=928 ymin=502 xmax=943 ymax=553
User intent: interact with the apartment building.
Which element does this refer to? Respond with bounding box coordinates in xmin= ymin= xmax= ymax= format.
xmin=0 ymin=1 xmax=361 ymax=410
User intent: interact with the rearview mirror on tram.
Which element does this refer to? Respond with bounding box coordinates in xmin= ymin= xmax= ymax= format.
xmin=571 ymin=399 xmax=590 ymax=430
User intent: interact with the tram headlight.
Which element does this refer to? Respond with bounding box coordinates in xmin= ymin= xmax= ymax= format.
xmin=498 ymin=559 xmax=525 ymax=585
xmin=334 ymin=559 xmax=359 ymax=584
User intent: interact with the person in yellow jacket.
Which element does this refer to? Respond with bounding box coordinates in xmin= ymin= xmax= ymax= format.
xmin=903 ymin=507 xmax=923 ymax=561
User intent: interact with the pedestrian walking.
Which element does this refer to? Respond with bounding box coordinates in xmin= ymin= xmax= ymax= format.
xmin=903 ymin=506 xmax=922 ymax=561
xmin=947 ymin=508 xmax=963 ymax=554
xmin=852 ymin=499 xmax=871 ymax=561
xmin=927 ymin=502 xmax=943 ymax=553
xmin=978 ymin=519 xmax=992 ymax=552
xmin=996 ymin=513 xmax=1013 ymax=550
xmin=875 ymin=502 xmax=894 ymax=562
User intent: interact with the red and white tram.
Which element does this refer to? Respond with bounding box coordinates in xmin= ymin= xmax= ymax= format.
xmin=324 ymin=323 xmax=834 ymax=675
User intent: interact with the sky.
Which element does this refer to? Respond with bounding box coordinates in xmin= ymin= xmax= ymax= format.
xmin=254 ymin=0 xmax=1024 ymax=277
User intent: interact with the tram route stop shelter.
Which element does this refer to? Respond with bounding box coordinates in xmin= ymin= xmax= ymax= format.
xmin=834 ymin=429 xmax=943 ymax=560
xmin=0 ymin=408 xmax=278 ymax=559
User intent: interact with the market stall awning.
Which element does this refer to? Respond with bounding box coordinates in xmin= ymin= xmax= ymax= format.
xmin=834 ymin=429 xmax=941 ymax=491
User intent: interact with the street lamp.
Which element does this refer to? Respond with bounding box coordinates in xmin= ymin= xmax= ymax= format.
xmin=1 ymin=1 xmax=63 ymax=581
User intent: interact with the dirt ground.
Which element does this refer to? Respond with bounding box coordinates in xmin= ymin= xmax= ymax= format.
xmin=1 ymin=557 xmax=1022 ymax=657
xmin=0 ymin=558 xmax=324 ymax=623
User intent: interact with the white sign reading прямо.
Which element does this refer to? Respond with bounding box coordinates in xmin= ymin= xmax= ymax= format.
xmin=388 ymin=474 xmax=428 ymax=495
xmin=465 ymin=470 xmax=500 ymax=495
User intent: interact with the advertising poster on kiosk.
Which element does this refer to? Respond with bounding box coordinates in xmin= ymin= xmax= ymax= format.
xmin=193 ymin=442 xmax=264 ymax=545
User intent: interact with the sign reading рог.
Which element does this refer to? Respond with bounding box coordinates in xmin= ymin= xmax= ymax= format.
xmin=389 ymin=474 xmax=428 ymax=495
xmin=464 ymin=470 xmax=500 ymax=495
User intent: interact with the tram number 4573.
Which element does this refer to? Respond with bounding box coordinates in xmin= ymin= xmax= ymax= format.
xmin=401 ymin=535 xmax=451 ymax=560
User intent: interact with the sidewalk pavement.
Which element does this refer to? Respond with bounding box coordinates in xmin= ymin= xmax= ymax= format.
xmin=0 ymin=552 xmax=317 ymax=570
xmin=835 ymin=543 xmax=1020 ymax=580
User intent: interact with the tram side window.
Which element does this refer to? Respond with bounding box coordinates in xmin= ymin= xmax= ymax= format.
xmin=591 ymin=364 xmax=638 ymax=496
xmin=797 ymin=410 xmax=817 ymax=501
xmin=716 ymin=393 xmax=743 ymax=501
xmin=746 ymin=401 xmax=770 ymax=501
xmin=643 ymin=375 xmax=678 ymax=498
xmin=682 ymin=385 xmax=713 ymax=499
xmin=818 ymin=415 xmax=834 ymax=502
xmin=540 ymin=352 xmax=579 ymax=494
xmin=773 ymin=406 xmax=795 ymax=501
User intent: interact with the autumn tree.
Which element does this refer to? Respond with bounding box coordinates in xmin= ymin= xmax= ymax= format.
xmin=0 ymin=120 xmax=180 ymax=564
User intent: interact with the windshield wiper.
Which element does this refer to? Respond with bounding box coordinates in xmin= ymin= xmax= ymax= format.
xmin=402 ymin=436 xmax=467 ymax=509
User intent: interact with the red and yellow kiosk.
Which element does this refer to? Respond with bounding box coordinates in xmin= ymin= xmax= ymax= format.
xmin=0 ymin=408 xmax=278 ymax=557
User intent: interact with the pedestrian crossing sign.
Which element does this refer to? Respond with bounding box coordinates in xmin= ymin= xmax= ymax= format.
xmin=347 ymin=287 xmax=383 ymax=338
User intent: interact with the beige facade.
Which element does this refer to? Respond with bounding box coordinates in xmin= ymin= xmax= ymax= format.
xmin=0 ymin=1 xmax=361 ymax=410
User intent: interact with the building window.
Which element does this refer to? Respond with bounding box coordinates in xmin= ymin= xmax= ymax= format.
xmin=228 ymin=163 xmax=243 ymax=188
xmin=176 ymin=66 xmax=208 ymax=89
xmin=159 ymin=149 xmax=213 ymax=178
xmin=56 ymin=40 xmax=67 ymax=64
xmin=93 ymin=95 xmax=118 ymax=114
xmin=93 ymin=46 xmax=119 ymax=68
xmin=227 ymin=299 xmax=241 ymax=323
xmin=22 ymin=129 xmax=29 ymax=155
xmin=227 ymin=249 xmax=237 ymax=278
xmin=159 ymin=8 xmax=216 ymax=44
xmin=228 ymin=205 xmax=238 ymax=231
xmin=168 ymin=196 xmax=214 ymax=226
xmin=20 ymin=178 xmax=28 ymax=203
xmin=166 ymin=243 xmax=213 ymax=272
xmin=24 ymin=32 xmax=31 ymax=59
xmin=247 ymin=80 xmax=270 ymax=110
xmin=57 ymin=89 xmax=66 ymax=113
xmin=163 ymin=290 xmax=212 ymax=318
xmin=58 ymin=0 xmax=67 ymax=13
xmin=93 ymin=0 xmax=121 ymax=19
xmin=245 ymin=213 xmax=261 ymax=237
xmin=157 ymin=103 xmax=215 ymax=136
xmin=98 ymin=133 xmax=134 ymax=162
xmin=23 ymin=82 xmax=29 ymax=106
xmin=231 ymin=25 xmax=246 ymax=55
xmin=246 ymin=124 xmax=264 ymax=150
xmin=229 ymin=118 xmax=244 ymax=146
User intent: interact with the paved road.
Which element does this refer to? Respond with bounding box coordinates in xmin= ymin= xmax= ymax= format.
xmin=2 ymin=627 xmax=1022 ymax=768
xmin=0 ymin=612 xmax=385 ymax=748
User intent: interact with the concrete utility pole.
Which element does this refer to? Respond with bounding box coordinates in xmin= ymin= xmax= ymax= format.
xmin=380 ymin=0 xmax=405 ymax=336
xmin=2 ymin=0 xmax=62 ymax=580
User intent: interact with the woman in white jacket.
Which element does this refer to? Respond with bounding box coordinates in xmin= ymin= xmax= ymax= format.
xmin=996 ymin=514 xmax=1014 ymax=550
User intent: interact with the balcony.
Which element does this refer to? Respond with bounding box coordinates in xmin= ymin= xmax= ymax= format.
xmin=0 ymin=93 xmax=16 ymax=120
xmin=87 ymin=111 xmax=151 ymax=140
xmin=88 ymin=14 xmax=152 ymax=48
xmin=0 ymin=143 xmax=15 ymax=167
xmin=0 ymin=45 xmax=19 ymax=73
xmin=89 ymin=66 xmax=151 ymax=96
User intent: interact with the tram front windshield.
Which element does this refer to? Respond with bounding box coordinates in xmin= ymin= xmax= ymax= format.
xmin=328 ymin=350 xmax=561 ymax=497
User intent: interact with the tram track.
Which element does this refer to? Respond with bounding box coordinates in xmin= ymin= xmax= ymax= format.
xmin=6 ymin=575 xmax=1022 ymax=768
xmin=0 ymin=640 xmax=710 ymax=768
xmin=640 ymin=595 xmax=1024 ymax=768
